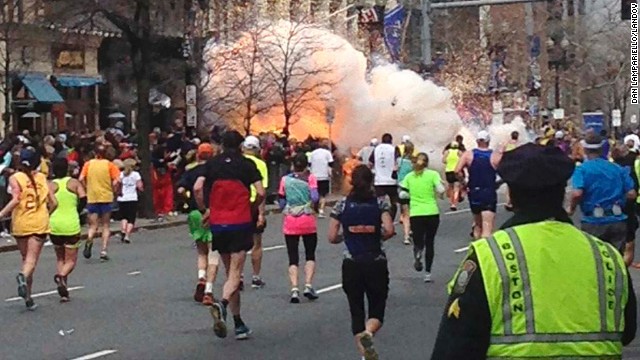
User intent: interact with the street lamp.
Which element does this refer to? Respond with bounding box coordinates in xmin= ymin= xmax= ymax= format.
xmin=547 ymin=34 xmax=569 ymax=110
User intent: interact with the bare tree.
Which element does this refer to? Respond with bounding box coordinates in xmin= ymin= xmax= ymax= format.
xmin=201 ymin=20 xmax=278 ymax=135
xmin=261 ymin=19 xmax=342 ymax=137
xmin=48 ymin=0 xmax=160 ymax=217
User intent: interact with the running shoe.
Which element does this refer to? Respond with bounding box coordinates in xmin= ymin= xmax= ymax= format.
xmin=235 ymin=324 xmax=252 ymax=340
xmin=54 ymin=274 xmax=69 ymax=298
xmin=123 ymin=237 xmax=131 ymax=244
xmin=210 ymin=301 xmax=228 ymax=338
xmin=194 ymin=279 xmax=205 ymax=303
xmin=100 ymin=251 xmax=109 ymax=262
xmin=403 ymin=233 xmax=412 ymax=245
xmin=290 ymin=288 xmax=300 ymax=304
xmin=25 ymin=298 xmax=38 ymax=311
xmin=83 ymin=241 xmax=93 ymax=259
xmin=251 ymin=276 xmax=266 ymax=289
xmin=16 ymin=273 xmax=27 ymax=299
xmin=318 ymin=210 xmax=326 ymax=219
xmin=424 ymin=272 xmax=433 ymax=283
xmin=202 ymin=293 xmax=214 ymax=306
xmin=303 ymin=286 xmax=319 ymax=301
xmin=413 ymin=250 xmax=423 ymax=272
xmin=359 ymin=332 xmax=379 ymax=360
xmin=120 ymin=233 xmax=126 ymax=243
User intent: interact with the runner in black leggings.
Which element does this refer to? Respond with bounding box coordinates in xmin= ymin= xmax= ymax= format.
xmin=279 ymin=154 xmax=320 ymax=303
xmin=328 ymin=165 xmax=395 ymax=360
xmin=399 ymin=153 xmax=445 ymax=282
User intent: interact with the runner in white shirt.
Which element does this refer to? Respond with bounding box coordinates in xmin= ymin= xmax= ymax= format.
xmin=309 ymin=140 xmax=334 ymax=218
xmin=357 ymin=139 xmax=378 ymax=167
xmin=117 ymin=159 xmax=143 ymax=243
xmin=369 ymin=133 xmax=401 ymax=221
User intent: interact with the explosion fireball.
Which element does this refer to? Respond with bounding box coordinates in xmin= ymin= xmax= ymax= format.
xmin=201 ymin=20 xmax=527 ymax=161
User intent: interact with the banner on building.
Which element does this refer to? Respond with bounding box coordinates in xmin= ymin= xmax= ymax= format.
xmin=383 ymin=5 xmax=406 ymax=62
xmin=186 ymin=104 xmax=197 ymax=127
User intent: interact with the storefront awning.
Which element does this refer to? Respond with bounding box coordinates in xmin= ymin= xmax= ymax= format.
xmin=56 ymin=75 xmax=104 ymax=87
xmin=21 ymin=74 xmax=64 ymax=103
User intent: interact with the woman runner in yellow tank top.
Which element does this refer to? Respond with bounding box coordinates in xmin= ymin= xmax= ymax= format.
xmin=442 ymin=142 xmax=462 ymax=211
xmin=49 ymin=157 xmax=86 ymax=302
xmin=0 ymin=149 xmax=57 ymax=310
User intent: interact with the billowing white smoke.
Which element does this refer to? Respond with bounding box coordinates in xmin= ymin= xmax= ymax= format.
xmin=202 ymin=20 xmax=527 ymax=168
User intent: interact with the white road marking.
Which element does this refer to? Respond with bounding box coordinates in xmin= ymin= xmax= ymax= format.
xmin=444 ymin=202 xmax=507 ymax=215
xmin=127 ymin=271 xmax=142 ymax=276
xmin=69 ymin=349 xmax=118 ymax=360
xmin=5 ymin=286 xmax=84 ymax=302
xmin=247 ymin=245 xmax=286 ymax=255
xmin=317 ymin=283 xmax=342 ymax=294
xmin=454 ymin=246 xmax=470 ymax=253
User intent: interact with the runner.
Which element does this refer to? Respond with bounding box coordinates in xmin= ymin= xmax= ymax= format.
xmin=278 ymin=153 xmax=320 ymax=303
xmin=398 ymin=135 xmax=417 ymax=157
xmin=613 ymin=144 xmax=639 ymax=266
xmin=309 ymin=139 xmax=334 ymax=218
xmin=177 ymin=143 xmax=219 ymax=306
xmin=369 ymin=133 xmax=400 ymax=222
xmin=194 ymin=131 xmax=265 ymax=340
xmin=396 ymin=142 xmax=415 ymax=245
xmin=79 ymin=144 xmax=121 ymax=261
xmin=242 ymin=135 xmax=268 ymax=289
xmin=455 ymin=131 xmax=502 ymax=239
xmin=0 ymin=149 xmax=57 ymax=310
xmin=328 ymin=165 xmax=395 ymax=360
xmin=117 ymin=159 xmax=143 ymax=244
xmin=49 ymin=157 xmax=86 ymax=302
xmin=357 ymin=139 xmax=378 ymax=167
xmin=399 ymin=153 xmax=445 ymax=282
xmin=442 ymin=142 xmax=462 ymax=211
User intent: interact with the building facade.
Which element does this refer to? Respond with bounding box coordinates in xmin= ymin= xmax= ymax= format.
xmin=0 ymin=0 xmax=118 ymax=136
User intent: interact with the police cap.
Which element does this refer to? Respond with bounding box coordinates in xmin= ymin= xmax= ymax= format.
xmin=497 ymin=143 xmax=574 ymax=190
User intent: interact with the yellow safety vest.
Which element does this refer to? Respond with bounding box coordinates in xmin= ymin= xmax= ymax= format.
xmin=456 ymin=221 xmax=628 ymax=359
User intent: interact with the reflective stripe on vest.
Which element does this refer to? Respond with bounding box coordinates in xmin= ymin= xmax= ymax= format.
xmin=471 ymin=221 xmax=628 ymax=358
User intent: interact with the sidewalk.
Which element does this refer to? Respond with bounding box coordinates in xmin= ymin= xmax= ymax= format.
xmin=0 ymin=194 xmax=342 ymax=254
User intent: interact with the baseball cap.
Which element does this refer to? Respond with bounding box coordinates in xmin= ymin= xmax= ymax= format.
xmin=497 ymin=143 xmax=574 ymax=190
xmin=20 ymin=149 xmax=40 ymax=170
xmin=555 ymin=130 xmax=565 ymax=139
xmin=370 ymin=138 xmax=379 ymax=146
xmin=191 ymin=137 xmax=201 ymax=146
xmin=243 ymin=135 xmax=261 ymax=150
xmin=197 ymin=143 xmax=214 ymax=158
xmin=477 ymin=130 xmax=490 ymax=142
xmin=402 ymin=135 xmax=411 ymax=143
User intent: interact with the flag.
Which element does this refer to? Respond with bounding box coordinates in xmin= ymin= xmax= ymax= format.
xmin=358 ymin=7 xmax=379 ymax=24
xmin=383 ymin=5 xmax=406 ymax=62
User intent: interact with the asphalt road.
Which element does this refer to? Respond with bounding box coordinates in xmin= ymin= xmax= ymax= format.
xmin=1 ymin=200 xmax=640 ymax=360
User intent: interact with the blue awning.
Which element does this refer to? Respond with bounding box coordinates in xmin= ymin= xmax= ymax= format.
xmin=21 ymin=74 xmax=64 ymax=103
xmin=56 ymin=75 xmax=104 ymax=87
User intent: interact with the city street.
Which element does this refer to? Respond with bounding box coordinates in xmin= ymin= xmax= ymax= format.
xmin=1 ymin=200 xmax=640 ymax=360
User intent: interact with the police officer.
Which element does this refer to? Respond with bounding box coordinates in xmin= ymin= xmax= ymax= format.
xmin=431 ymin=143 xmax=637 ymax=359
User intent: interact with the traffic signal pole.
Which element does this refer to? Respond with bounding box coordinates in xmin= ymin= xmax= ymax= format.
xmin=421 ymin=0 xmax=548 ymax=67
